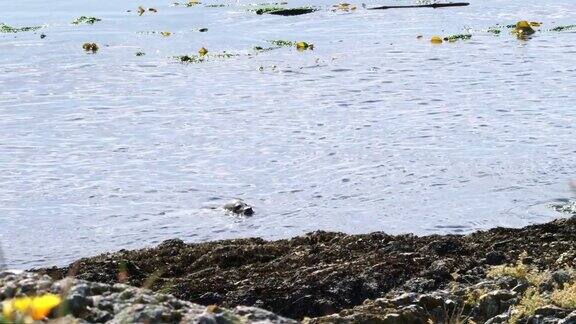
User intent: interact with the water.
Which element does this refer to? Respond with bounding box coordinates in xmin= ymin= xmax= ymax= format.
xmin=1 ymin=0 xmax=575 ymax=269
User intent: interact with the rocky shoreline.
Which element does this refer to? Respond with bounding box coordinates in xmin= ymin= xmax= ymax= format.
xmin=2 ymin=215 xmax=575 ymax=323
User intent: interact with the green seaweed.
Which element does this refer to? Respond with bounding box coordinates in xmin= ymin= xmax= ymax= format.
xmin=175 ymin=52 xmax=236 ymax=64
xmin=267 ymin=39 xmax=295 ymax=47
xmin=0 ymin=23 xmax=42 ymax=33
xmin=72 ymin=16 xmax=102 ymax=25
xmin=254 ymin=6 xmax=285 ymax=14
xmin=487 ymin=27 xmax=501 ymax=35
xmin=550 ymin=25 xmax=576 ymax=32
xmin=443 ymin=34 xmax=472 ymax=42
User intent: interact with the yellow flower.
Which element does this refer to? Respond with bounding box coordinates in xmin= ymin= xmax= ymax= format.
xmin=2 ymin=294 xmax=61 ymax=320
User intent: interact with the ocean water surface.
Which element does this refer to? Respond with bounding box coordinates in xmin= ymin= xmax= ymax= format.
xmin=1 ymin=0 xmax=575 ymax=268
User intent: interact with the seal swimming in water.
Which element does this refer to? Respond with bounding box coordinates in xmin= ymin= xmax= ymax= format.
xmin=222 ymin=199 xmax=254 ymax=216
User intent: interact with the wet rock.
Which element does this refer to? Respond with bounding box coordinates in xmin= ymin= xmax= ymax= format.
xmin=534 ymin=305 xmax=570 ymax=317
xmin=486 ymin=251 xmax=506 ymax=265
xmin=552 ymin=270 xmax=572 ymax=286
xmin=66 ymin=293 xmax=92 ymax=316
xmin=477 ymin=290 xmax=516 ymax=318
xmin=416 ymin=294 xmax=444 ymax=310
xmin=402 ymin=277 xmax=436 ymax=293
xmin=560 ymin=311 xmax=576 ymax=323
xmin=485 ymin=313 xmax=510 ymax=324
xmin=512 ymin=282 xmax=530 ymax=295
xmin=389 ymin=292 xmax=418 ymax=306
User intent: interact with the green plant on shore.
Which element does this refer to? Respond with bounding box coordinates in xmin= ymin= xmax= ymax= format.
xmin=551 ymin=281 xmax=576 ymax=308
xmin=486 ymin=252 xmax=548 ymax=286
xmin=509 ymin=287 xmax=547 ymax=323
xmin=463 ymin=287 xmax=489 ymax=306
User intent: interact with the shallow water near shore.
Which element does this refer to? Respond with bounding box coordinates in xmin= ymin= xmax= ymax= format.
xmin=1 ymin=0 xmax=575 ymax=268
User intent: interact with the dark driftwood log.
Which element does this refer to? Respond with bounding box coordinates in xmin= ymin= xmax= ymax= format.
xmin=369 ymin=2 xmax=470 ymax=10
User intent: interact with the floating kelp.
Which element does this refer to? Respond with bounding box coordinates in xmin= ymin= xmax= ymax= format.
xmin=254 ymin=45 xmax=277 ymax=52
xmin=370 ymin=2 xmax=469 ymax=9
xmin=268 ymin=39 xmax=295 ymax=47
xmin=332 ymin=3 xmax=357 ymax=12
xmin=550 ymin=25 xmax=576 ymax=32
xmin=82 ymin=43 xmax=99 ymax=53
xmin=254 ymin=6 xmax=284 ymax=14
xmin=72 ymin=16 xmax=101 ymax=25
xmin=265 ymin=40 xmax=314 ymax=51
xmin=175 ymin=52 xmax=236 ymax=64
xmin=430 ymin=36 xmax=443 ymax=44
xmin=186 ymin=0 xmax=200 ymax=6
xmin=0 ymin=23 xmax=42 ymax=33
xmin=255 ymin=7 xmax=316 ymax=16
xmin=443 ymin=33 xmax=472 ymax=42
xmin=505 ymin=21 xmax=540 ymax=29
xmin=198 ymin=47 xmax=208 ymax=56
xmin=137 ymin=31 xmax=175 ymax=37
xmin=487 ymin=27 xmax=501 ymax=35
xmin=296 ymin=41 xmax=314 ymax=51
xmin=258 ymin=40 xmax=316 ymax=53
xmin=512 ymin=20 xmax=535 ymax=39
xmin=137 ymin=6 xmax=157 ymax=15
